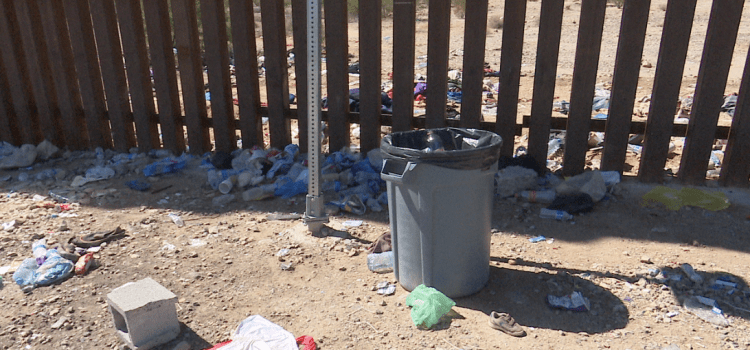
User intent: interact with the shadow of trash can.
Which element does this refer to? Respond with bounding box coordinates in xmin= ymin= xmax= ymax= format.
xmin=380 ymin=127 xmax=502 ymax=298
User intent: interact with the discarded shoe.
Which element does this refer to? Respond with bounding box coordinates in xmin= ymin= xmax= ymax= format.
xmin=71 ymin=226 xmax=126 ymax=248
xmin=488 ymin=311 xmax=526 ymax=337
xmin=57 ymin=239 xmax=80 ymax=262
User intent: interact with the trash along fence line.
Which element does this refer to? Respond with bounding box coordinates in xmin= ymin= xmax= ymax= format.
xmin=0 ymin=0 xmax=749 ymax=186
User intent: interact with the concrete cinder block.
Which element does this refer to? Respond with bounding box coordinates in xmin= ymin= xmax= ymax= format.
xmin=107 ymin=277 xmax=180 ymax=350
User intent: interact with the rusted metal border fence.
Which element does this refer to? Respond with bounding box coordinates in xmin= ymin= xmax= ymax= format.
xmin=0 ymin=0 xmax=748 ymax=187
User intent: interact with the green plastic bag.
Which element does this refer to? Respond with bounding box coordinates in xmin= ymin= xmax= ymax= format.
xmin=642 ymin=186 xmax=729 ymax=211
xmin=405 ymin=284 xmax=456 ymax=328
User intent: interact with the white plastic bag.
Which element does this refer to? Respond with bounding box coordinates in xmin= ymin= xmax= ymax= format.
xmin=220 ymin=315 xmax=297 ymax=350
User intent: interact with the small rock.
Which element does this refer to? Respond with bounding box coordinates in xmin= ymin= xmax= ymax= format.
xmin=642 ymin=61 xmax=653 ymax=68
xmin=640 ymin=255 xmax=653 ymax=264
xmin=51 ymin=316 xmax=68 ymax=329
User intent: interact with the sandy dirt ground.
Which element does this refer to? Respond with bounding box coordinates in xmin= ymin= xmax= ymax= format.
xmin=2 ymin=1 xmax=750 ymax=350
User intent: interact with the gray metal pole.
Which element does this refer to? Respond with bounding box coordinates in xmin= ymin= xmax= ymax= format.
xmin=304 ymin=0 xmax=327 ymax=233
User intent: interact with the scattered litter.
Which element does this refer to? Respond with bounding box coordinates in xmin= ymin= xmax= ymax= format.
xmin=529 ymin=235 xmax=546 ymax=243
xmin=680 ymin=263 xmax=703 ymax=284
xmin=376 ymin=281 xmax=396 ymax=296
xmin=168 ymin=213 xmax=185 ymax=227
xmin=642 ymin=186 xmax=729 ymax=211
xmin=267 ymin=213 xmax=302 ymax=221
xmin=405 ymin=284 xmax=456 ymax=328
xmin=367 ymin=251 xmax=394 ymax=273
xmin=31 ymin=194 xmax=46 ymax=201
xmin=74 ymin=253 xmax=94 ymax=275
xmin=547 ymin=291 xmax=590 ymax=312
xmin=280 ymin=262 xmax=294 ymax=271
xmin=684 ymin=296 xmax=729 ymax=326
xmin=276 ymin=249 xmax=290 ymax=257
xmin=190 ymin=239 xmax=207 ymax=247
xmin=2 ymin=220 xmax=16 ymax=231
xmin=342 ymin=220 xmax=363 ymax=227
xmin=161 ymin=242 xmax=176 ymax=251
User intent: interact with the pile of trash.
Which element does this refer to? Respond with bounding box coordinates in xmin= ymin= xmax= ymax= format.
xmin=495 ymin=162 xmax=621 ymax=222
xmin=196 ymin=144 xmax=388 ymax=214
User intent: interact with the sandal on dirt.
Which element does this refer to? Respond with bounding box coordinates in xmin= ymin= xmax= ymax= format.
xmin=71 ymin=226 xmax=126 ymax=248
xmin=488 ymin=311 xmax=526 ymax=337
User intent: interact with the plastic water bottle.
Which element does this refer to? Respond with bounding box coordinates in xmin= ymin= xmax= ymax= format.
xmin=32 ymin=239 xmax=47 ymax=266
xmin=12 ymin=258 xmax=38 ymax=286
xmin=367 ymin=251 xmax=394 ymax=273
xmin=218 ymin=176 xmax=236 ymax=194
xmin=168 ymin=213 xmax=185 ymax=227
xmin=539 ymin=208 xmax=573 ymax=221
xmin=48 ymin=191 xmax=70 ymax=203
xmin=680 ymin=263 xmax=703 ymax=284
xmin=519 ymin=190 xmax=556 ymax=203
xmin=207 ymin=169 xmax=239 ymax=189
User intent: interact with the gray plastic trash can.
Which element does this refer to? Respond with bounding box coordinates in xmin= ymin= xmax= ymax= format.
xmin=380 ymin=128 xmax=502 ymax=298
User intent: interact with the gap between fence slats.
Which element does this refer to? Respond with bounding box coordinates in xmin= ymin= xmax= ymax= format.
xmin=261 ymin=0 xmax=291 ymax=149
xmin=90 ymin=0 xmax=136 ymax=152
xmin=172 ymin=0 xmax=210 ymax=154
xmin=600 ymin=0 xmax=651 ymax=173
xmin=290 ymin=0 xmax=309 ymax=153
xmin=15 ymin=0 xmax=61 ymax=147
xmin=527 ymin=0 xmax=564 ymax=170
xmin=116 ymin=0 xmax=160 ymax=152
xmin=720 ymin=45 xmax=750 ymax=187
xmin=638 ymin=0 xmax=697 ymax=183
xmin=562 ymin=0 xmax=607 ymax=176
xmin=324 ymin=0 xmax=350 ymax=151
xmin=495 ymin=0 xmax=527 ymax=157
xmin=143 ymin=0 xmax=186 ymax=153
xmin=679 ymin=0 xmax=744 ymax=185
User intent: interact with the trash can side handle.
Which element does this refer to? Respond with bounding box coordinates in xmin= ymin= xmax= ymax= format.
xmin=380 ymin=159 xmax=417 ymax=184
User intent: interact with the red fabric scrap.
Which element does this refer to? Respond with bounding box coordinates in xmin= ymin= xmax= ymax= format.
xmin=296 ymin=335 xmax=316 ymax=350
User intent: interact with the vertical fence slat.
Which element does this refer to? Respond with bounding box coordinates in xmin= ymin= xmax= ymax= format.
xmin=324 ymin=0 xmax=349 ymax=151
xmin=527 ymin=0 xmax=564 ymax=170
xmin=290 ymin=0 xmax=308 ymax=152
xmin=678 ymin=0 xmax=744 ymax=185
xmin=720 ymin=45 xmax=750 ymax=187
xmin=116 ymin=0 xmax=160 ymax=151
xmin=63 ymin=0 xmax=111 ymax=149
xmin=600 ymin=0 xmax=651 ymax=172
xmin=0 ymin=51 xmax=19 ymax=144
xmin=561 ymin=0 xmax=607 ymax=176
xmin=0 ymin=0 xmax=37 ymax=144
xmin=39 ymin=0 xmax=87 ymax=150
xmin=201 ymin=0 xmax=236 ymax=152
xmin=358 ymin=0 xmax=381 ymax=152
xmin=638 ymin=0 xmax=696 ymax=183
xmin=172 ymin=0 xmax=209 ymax=154
xmin=425 ymin=0 xmax=450 ymax=129
xmin=229 ymin=0 xmax=263 ymax=149
xmin=15 ymin=0 xmax=62 ymax=146
xmin=143 ymin=0 xmax=185 ymax=153
xmin=391 ymin=0 xmax=415 ymax=132
xmin=459 ymin=0 xmax=488 ymax=129
xmin=90 ymin=0 xmax=136 ymax=152
xmin=495 ymin=0 xmax=527 ymax=157
xmin=261 ymin=0 xmax=291 ymax=149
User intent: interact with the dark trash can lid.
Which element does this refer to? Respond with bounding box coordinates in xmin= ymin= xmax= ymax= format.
xmin=381 ymin=127 xmax=502 ymax=170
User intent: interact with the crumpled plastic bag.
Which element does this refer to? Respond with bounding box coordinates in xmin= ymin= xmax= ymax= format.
xmin=495 ymin=166 xmax=537 ymax=198
xmin=642 ymin=186 xmax=729 ymax=211
xmin=0 ymin=144 xmax=37 ymax=170
xmin=405 ymin=284 xmax=456 ymax=329
xmin=555 ymin=170 xmax=606 ymax=202
xmin=219 ymin=315 xmax=298 ymax=350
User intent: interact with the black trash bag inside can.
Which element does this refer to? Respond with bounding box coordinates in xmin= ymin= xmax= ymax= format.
xmin=380 ymin=128 xmax=502 ymax=170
